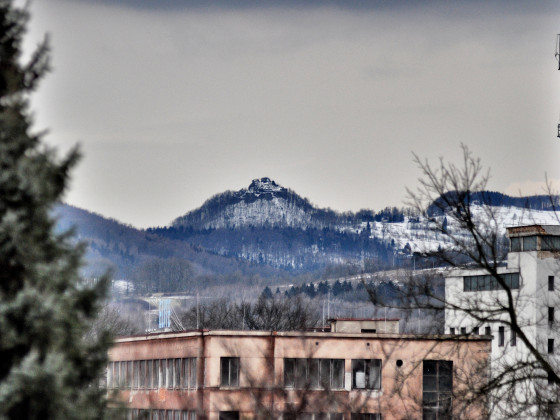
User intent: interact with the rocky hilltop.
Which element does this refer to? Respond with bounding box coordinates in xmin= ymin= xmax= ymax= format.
xmin=171 ymin=177 xmax=341 ymax=231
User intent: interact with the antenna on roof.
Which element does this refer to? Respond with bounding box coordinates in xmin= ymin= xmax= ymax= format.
xmin=556 ymin=34 xmax=560 ymax=70
xmin=556 ymin=35 xmax=560 ymax=137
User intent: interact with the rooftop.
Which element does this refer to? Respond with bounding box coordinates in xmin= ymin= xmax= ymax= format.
xmin=115 ymin=329 xmax=491 ymax=343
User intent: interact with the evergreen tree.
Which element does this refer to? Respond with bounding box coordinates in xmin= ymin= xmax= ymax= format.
xmin=260 ymin=285 xmax=273 ymax=299
xmin=0 ymin=2 xmax=119 ymax=419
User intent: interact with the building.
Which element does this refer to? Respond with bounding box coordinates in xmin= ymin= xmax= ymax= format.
xmin=108 ymin=319 xmax=490 ymax=420
xmin=444 ymin=224 xmax=560 ymax=419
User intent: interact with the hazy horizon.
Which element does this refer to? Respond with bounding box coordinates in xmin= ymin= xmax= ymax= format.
xmin=25 ymin=0 xmax=560 ymax=228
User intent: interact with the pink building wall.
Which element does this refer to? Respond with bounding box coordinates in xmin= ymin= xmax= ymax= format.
xmin=108 ymin=330 xmax=490 ymax=420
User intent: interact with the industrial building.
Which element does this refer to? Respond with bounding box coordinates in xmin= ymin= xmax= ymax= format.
xmin=445 ymin=224 xmax=560 ymax=419
xmin=108 ymin=318 xmax=490 ymax=420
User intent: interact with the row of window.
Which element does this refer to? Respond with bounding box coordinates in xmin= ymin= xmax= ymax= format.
xmin=110 ymin=357 xmax=454 ymax=397
xmin=450 ymin=326 xmax=515 ymax=347
xmin=510 ymin=235 xmax=560 ymax=252
xmin=218 ymin=413 xmax=379 ymax=420
xmin=463 ymin=273 xmax=520 ymax=292
xmin=227 ymin=357 xmax=382 ymax=390
xmin=128 ymin=410 xmax=196 ymax=420
xmin=118 ymin=359 xmax=451 ymax=420
xmin=107 ymin=358 xmax=197 ymax=390
xmin=450 ymin=325 xmax=556 ymax=353
xmin=284 ymin=358 xmax=345 ymax=390
xmin=108 ymin=357 xmax=381 ymax=391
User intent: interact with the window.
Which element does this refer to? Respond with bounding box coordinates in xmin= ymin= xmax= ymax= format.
xmin=166 ymin=358 xmax=174 ymax=388
xmin=523 ymin=236 xmax=537 ymax=251
xmin=152 ymin=360 xmax=159 ymax=389
xmin=133 ymin=361 xmax=140 ymax=388
xmin=146 ymin=360 xmax=152 ymax=389
xmin=550 ymin=307 xmax=555 ymax=326
xmin=351 ymin=414 xmax=381 ymax=420
xmin=127 ymin=361 xmax=133 ymax=389
xmin=221 ymin=357 xmax=239 ymax=387
xmin=160 ymin=359 xmax=167 ymax=388
xmin=127 ymin=409 xmax=197 ymax=420
xmin=182 ymin=358 xmax=197 ymax=389
xmin=423 ymin=360 xmax=452 ymax=420
xmin=549 ymin=339 xmax=555 ymax=354
xmin=472 ymin=327 xmax=479 ymax=335
xmin=284 ymin=358 xmax=344 ymax=389
xmin=511 ymin=329 xmax=516 ymax=347
xmin=463 ymin=273 xmax=520 ymax=292
xmin=352 ymin=359 xmax=381 ymax=390
xmin=485 ymin=326 xmax=491 ymax=336
xmin=510 ymin=237 xmax=521 ymax=252
xmin=548 ymin=371 xmax=555 ymax=386
xmin=498 ymin=327 xmax=505 ymax=347
xmin=219 ymin=412 xmax=239 ymax=420
xmin=449 ymin=328 xmax=455 ymax=335
xmin=460 ymin=327 xmax=466 ymax=335
xmin=106 ymin=362 xmax=113 ymax=388
xmin=542 ymin=236 xmax=560 ymax=251
xmin=550 ymin=276 xmax=555 ymax=291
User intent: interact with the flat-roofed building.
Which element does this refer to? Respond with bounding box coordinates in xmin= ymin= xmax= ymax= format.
xmin=445 ymin=224 xmax=560 ymax=419
xmin=108 ymin=321 xmax=490 ymax=420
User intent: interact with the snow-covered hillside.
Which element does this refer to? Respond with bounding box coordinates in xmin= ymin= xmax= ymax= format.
xmin=368 ymin=205 xmax=560 ymax=254
xmin=165 ymin=177 xmax=560 ymax=270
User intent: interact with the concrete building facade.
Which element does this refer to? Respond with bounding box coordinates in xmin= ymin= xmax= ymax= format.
xmin=444 ymin=224 xmax=560 ymax=419
xmin=108 ymin=323 xmax=490 ymax=420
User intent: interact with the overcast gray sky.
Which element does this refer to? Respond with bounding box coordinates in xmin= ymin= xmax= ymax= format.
xmin=25 ymin=0 xmax=560 ymax=228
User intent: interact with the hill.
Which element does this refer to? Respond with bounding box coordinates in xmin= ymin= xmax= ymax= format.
xmin=54 ymin=179 xmax=560 ymax=289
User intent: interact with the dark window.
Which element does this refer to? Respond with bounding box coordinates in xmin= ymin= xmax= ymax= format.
xmin=550 ymin=307 xmax=555 ymax=326
xmin=160 ymin=359 xmax=166 ymax=388
xmin=460 ymin=327 xmax=466 ymax=335
xmin=220 ymin=357 xmax=239 ymax=387
xmin=523 ymin=236 xmax=538 ymax=251
xmin=146 ymin=360 xmax=152 ymax=389
xmin=284 ymin=358 xmax=344 ymax=390
xmin=351 ymin=414 xmax=381 ymax=420
xmin=549 ymin=339 xmax=555 ymax=354
xmin=219 ymin=412 xmax=239 ymax=420
xmin=498 ymin=327 xmax=505 ymax=347
xmin=510 ymin=237 xmax=521 ymax=252
xmin=550 ymin=276 xmax=555 ymax=291
xmin=127 ymin=361 xmax=133 ymax=389
xmin=423 ymin=360 xmax=452 ymax=420
xmin=511 ymin=329 xmax=516 ymax=347
xmin=463 ymin=273 xmax=520 ymax=292
xmin=548 ymin=371 xmax=555 ymax=386
xmin=361 ymin=329 xmax=377 ymax=333
xmin=152 ymin=360 xmax=159 ymax=389
xmin=352 ymin=359 xmax=381 ymax=390
xmin=472 ymin=327 xmax=479 ymax=335
xmin=542 ymin=236 xmax=560 ymax=251
xmin=485 ymin=326 xmax=491 ymax=336
xmin=449 ymin=328 xmax=455 ymax=335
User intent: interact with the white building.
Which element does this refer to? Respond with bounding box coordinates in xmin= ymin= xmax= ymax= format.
xmin=445 ymin=224 xmax=560 ymax=419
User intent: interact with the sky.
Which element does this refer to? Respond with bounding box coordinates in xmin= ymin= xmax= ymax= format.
xmin=23 ymin=0 xmax=560 ymax=228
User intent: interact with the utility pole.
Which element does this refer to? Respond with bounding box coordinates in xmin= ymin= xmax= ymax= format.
xmin=554 ymin=34 xmax=560 ymax=138
xmin=327 ymin=289 xmax=330 ymax=320
xmin=196 ymin=293 xmax=199 ymax=329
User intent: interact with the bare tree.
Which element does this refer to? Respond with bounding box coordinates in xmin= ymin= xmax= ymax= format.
xmin=367 ymin=145 xmax=560 ymax=419
xmin=179 ymin=295 xmax=319 ymax=332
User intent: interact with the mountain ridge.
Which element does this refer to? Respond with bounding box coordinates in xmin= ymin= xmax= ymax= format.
xmin=55 ymin=178 xmax=560 ymax=282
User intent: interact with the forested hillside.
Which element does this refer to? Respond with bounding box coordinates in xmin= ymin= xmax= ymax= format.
xmin=53 ymin=204 xmax=283 ymax=282
xmin=54 ymin=178 xmax=560 ymax=293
